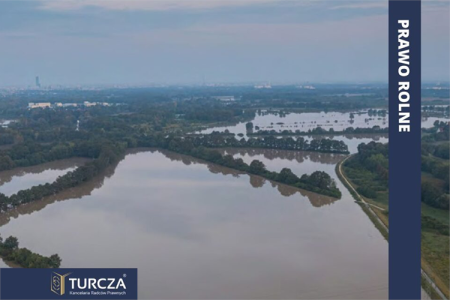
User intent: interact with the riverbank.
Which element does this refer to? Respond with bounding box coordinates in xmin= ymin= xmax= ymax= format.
xmin=336 ymin=157 xmax=448 ymax=300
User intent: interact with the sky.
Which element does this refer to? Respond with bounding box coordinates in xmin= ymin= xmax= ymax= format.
xmin=0 ymin=0 xmax=448 ymax=87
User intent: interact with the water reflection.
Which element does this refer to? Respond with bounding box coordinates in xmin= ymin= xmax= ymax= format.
xmin=0 ymin=159 xmax=119 ymax=228
xmin=219 ymin=148 xmax=346 ymax=165
xmin=199 ymin=110 xmax=389 ymax=136
xmin=0 ymin=158 xmax=89 ymax=196
xmin=0 ymin=149 xmax=340 ymax=231
xmin=308 ymin=133 xmax=389 ymax=140
xmin=0 ymin=149 xmax=388 ymax=299
xmin=200 ymin=110 xmax=448 ymax=138
xmin=160 ymin=150 xmax=339 ymax=207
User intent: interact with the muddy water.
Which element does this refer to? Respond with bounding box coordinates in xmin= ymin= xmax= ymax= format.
xmin=0 ymin=158 xmax=89 ymax=196
xmin=200 ymin=110 xmax=448 ymax=136
xmin=198 ymin=110 xmax=448 ymax=153
xmin=421 ymin=116 xmax=450 ymax=128
xmin=303 ymin=134 xmax=388 ymax=154
xmin=200 ymin=110 xmax=388 ymax=135
xmin=0 ymin=150 xmax=388 ymax=299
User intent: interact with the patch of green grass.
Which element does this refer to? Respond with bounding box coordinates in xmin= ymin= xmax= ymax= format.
xmin=340 ymin=157 xmax=449 ymax=297
xmin=422 ymin=203 xmax=449 ymax=227
xmin=422 ymin=232 xmax=450 ymax=295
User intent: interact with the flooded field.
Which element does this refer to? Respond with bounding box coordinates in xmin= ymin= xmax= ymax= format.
xmin=198 ymin=110 xmax=447 ymax=153
xmin=200 ymin=110 xmax=388 ymax=135
xmin=0 ymin=149 xmax=388 ymax=299
xmin=0 ymin=158 xmax=89 ymax=196
xmin=304 ymin=134 xmax=388 ymax=154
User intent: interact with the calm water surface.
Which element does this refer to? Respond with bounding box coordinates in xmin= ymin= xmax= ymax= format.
xmin=0 ymin=158 xmax=89 ymax=196
xmin=0 ymin=150 xmax=388 ymax=299
xmin=198 ymin=110 xmax=447 ymax=153
xmin=200 ymin=110 xmax=388 ymax=135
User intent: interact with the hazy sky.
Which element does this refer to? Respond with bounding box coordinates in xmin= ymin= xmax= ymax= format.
xmin=0 ymin=0 xmax=448 ymax=86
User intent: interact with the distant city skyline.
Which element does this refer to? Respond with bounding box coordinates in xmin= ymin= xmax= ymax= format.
xmin=0 ymin=1 xmax=448 ymax=87
xmin=5 ymin=77 xmax=450 ymax=89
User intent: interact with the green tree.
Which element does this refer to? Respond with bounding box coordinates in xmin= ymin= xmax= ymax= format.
xmin=249 ymin=160 xmax=266 ymax=174
xmin=3 ymin=236 xmax=19 ymax=250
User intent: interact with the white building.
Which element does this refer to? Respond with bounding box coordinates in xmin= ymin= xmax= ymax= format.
xmin=213 ymin=96 xmax=235 ymax=102
xmin=254 ymin=84 xmax=272 ymax=89
xmin=62 ymin=103 xmax=78 ymax=108
xmin=84 ymin=101 xmax=97 ymax=107
xmin=28 ymin=102 xmax=51 ymax=109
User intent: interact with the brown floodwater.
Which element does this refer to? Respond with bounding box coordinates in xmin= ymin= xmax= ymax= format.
xmin=0 ymin=158 xmax=89 ymax=196
xmin=199 ymin=110 xmax=389 ymax=136
xmin=200 ymin=110 xmax=448 ymax=137
xmin=0 ymin=149 xmax=388 ymax=299
xmin=198 ymin=109 xmax=447 ymax=155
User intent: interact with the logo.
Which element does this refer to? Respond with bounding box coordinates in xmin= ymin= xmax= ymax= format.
xmin=51 ymin=272 xmax=72 ymax=295
xmin=1 ymin=268 xmax=138 ymax=299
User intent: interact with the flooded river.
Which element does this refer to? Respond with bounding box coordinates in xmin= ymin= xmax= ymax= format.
xmin=0 ymin=149 xmax=388 ymax=299
xmin=198 ymin=110 xmax=447 ymax=154
xmin=199 ymin=110 xmax=388 ymax=135
xmin=0 ymin=158 xmax=89 ymax=196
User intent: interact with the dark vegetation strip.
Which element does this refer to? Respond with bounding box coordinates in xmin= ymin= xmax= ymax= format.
xmin=0 ymin=235 xmax=61 ymax=268
xmin=185 ymin=134 xmax=349 ymax=154
xmin=248 ymin=125 xmax=388 ymax=137
xmin=167 ymin=144 xmax=341 ymax=198
xmin=0 ymin=133 xmax=349 ymax=176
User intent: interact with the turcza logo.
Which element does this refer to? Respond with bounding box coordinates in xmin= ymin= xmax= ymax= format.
xmin=49 ymin=271 xmax=128 ymax=297
xmin=1 ymin=268 xmax=138 ymax=299
xmin=51 ymin=272 xmax=72 ymax=295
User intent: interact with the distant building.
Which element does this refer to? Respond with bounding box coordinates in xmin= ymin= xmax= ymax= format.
xmin=297 ymin=85 xmax=316 ymax=90
xmin=35 ymin=76 xmax=41 ymax=88
xmin=213 ymin=96 xmax=235 ymax=102
xmin=254 ymin=83 xmax=272 ymax=89
xmin=62 ymin=103 xmax=78 ymax=108
xmin=28 ymin=101 xmax=115 ymax=109
xmin=84 ymin=101 xmax=97 ymax=107
xmin=28 ymin=102 xmax=51 ymax=109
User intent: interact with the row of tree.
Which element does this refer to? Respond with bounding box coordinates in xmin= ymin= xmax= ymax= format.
xmin=345 ymin=141 xmax=449 ymax=210
xmin=156 ymin=137 xmax=342 ymax=198
xmin=248 ymin=125 xmax=388 ymax=137
xmin=0 ymin=235 xmax=61 ymax=268
xmin=0 ymin=139 xmax=121 ymax=173
xmin=0 ymin=140 xmax=126 ymax=212
xmin=186 ymin=134 xmax=349 ymax=154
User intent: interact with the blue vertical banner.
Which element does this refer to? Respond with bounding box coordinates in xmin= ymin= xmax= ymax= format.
xmin=389 ymin=0 xmax=421 ymax=299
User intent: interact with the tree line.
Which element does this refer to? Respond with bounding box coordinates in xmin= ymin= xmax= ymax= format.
xmin=151 ymin=136 xmax=342 ymax=198
xmin=0 ymin=235 xmax=61 ymax=268
xmin=248 ymin=125 xmax=388 ymax=137
xmin=186 ymin=134 xmax=349 ymax=154
xmin=0 ymin=140 xmax=126 ymax=212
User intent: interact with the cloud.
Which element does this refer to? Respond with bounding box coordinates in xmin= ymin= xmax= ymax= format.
xmin=330 ymin=2 xmax=386 ymax=10
xmin=38 ymin=0 xmax=280 ymax=11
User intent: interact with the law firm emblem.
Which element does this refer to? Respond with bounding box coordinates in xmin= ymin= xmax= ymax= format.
xmin=51 ymin=272 xmax=72 ymax=296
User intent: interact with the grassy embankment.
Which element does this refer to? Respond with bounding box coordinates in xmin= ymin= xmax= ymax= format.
xmin=337 ymin=156 xmax=449 ymax=299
